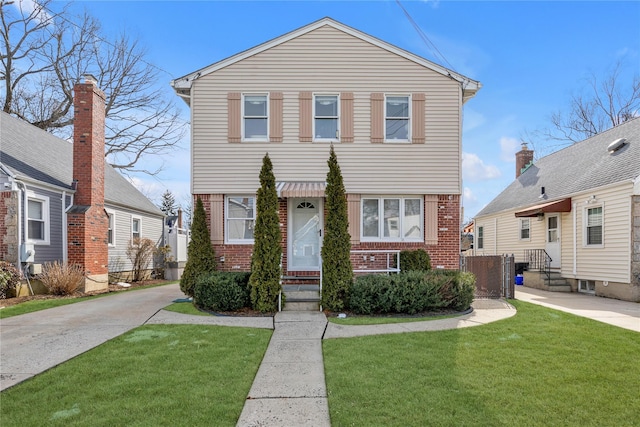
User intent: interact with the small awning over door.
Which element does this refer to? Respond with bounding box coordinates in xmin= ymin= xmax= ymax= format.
xmin=276 ymin=181 xmax=326 ymax=198
xmin=514 ymin=198 xmax=571 ymax=217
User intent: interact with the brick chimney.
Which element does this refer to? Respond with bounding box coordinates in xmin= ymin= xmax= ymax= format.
xmin=67 ymin=75 xmax=109 ymax=292
xmin=515 ymin=142 xmax=534 ymax=178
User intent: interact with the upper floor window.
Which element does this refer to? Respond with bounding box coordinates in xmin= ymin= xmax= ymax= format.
xmin=314 ymin=94 xmax=339 ymax=141
xmin=385 ymin=95 xmax=410 ymax=142
xmin=519 ymin=218 xmax=530 ymax=240
xmin=477 ymin=226 xmax=484 ymax=249
xmin=132 ymin=217 xmax=141 ymax=241
xmin=361 ymin=196 xmax=422 ymax=242
xmin=27 ymin=194 xmax=49 ymax=244
xmin=243 ymin=94 xmax=268 ymax=141
xmin=585 ymin=206 xmax=603 ymax=246
xmin=226 ymin=196 xmax=256 ymax=243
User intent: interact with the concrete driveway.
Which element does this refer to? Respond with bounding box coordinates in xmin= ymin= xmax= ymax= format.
xmin=0 ymin=283 xmax=185 ymax=391
xmin=515 ymin=286 xmax=640 ymax=332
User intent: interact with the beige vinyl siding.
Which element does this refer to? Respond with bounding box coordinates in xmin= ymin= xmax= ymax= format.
xmin=475 ymin=182 xmax=632 ymax=284
xmin=190 ymin=25 xmax=461 ymax=195
xmin=571 ymin=184 xmax=632 ymax=283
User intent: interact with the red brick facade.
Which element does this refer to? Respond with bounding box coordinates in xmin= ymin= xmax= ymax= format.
xmin=67 ymin=77 xmax=108 ymax=285
xmin=196 ymin=193 xmax=461 ymax=273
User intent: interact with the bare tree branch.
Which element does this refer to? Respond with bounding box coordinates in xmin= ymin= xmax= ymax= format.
xmin=0 ymin=0 xmax=187 ymax=176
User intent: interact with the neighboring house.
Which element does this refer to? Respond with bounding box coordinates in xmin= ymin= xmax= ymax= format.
xmin=473 ymin=118 xmax=640 ymax=302
xmin=0 ymin=76 xmax=164 ymax=292
xmin=171 ymin=17 xmax=480 ymax=279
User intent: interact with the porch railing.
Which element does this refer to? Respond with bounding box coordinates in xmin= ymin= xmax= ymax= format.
xmin=523 ymin=249 xmax=552 ymax=286
xmin=351 ymin=250 xmax=401 ymax=274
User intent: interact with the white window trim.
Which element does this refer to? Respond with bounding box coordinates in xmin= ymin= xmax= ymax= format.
xmin=578 ymin=279 xmax=596 ymax=294
xmin=242 ymin=93 xmax=269 ymax=142
xmin=106 ymin=208 xmax=116 ymax=247
xmin=313 ymin=93 xmax=340 ymax=142
xmin=583 ymin=203 xmax=604 ymax=248
xmin=384 ymin=94 xmax=411 ymax=143
xmin=477 ymin=226 xmax=484 ymax=250
xmin=519 ymin=218 xmax=531 ymax=241
xmin=225 ymin=195 xmax=256 ymax=244
xmin=360 ymin=196 xmax=423 ymax=242
xmin=131 ymin=216 xmax=142 ymax=242
xmin=26 ymin=192 xmax=50 ymax=245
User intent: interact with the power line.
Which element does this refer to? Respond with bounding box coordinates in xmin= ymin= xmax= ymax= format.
xmin=395 ymin=0 xmax=457 ymax=73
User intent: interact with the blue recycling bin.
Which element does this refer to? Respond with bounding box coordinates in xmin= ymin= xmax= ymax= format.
xmin=515 ymin=274 xmax=524 ymax=286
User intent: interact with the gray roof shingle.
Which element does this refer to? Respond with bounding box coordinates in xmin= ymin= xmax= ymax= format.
xmin=476 ymin=117 xmax=640 ymax=217
xmin=0 ymin=111 xmax=163 ymax=217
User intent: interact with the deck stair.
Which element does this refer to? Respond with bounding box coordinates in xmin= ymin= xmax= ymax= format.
xmin=282 ymin=275 xmax=321 ymax=311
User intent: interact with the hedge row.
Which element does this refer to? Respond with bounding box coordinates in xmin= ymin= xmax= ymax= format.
xmin=348 ymin=270 xmax=475 ymax=315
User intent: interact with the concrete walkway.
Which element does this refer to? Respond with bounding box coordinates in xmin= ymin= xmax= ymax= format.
xmin=515 ymin=286 xmax=640 ymax=332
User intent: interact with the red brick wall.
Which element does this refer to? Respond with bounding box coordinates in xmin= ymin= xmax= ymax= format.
xmin=195 ymin=193 xmax=461 ymax=273
xmin=67 ymin=78 xmax=108 ymax=276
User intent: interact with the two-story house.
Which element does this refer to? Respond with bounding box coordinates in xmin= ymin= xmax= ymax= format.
xmin=171 ymin=17 xmax=480 ymax=280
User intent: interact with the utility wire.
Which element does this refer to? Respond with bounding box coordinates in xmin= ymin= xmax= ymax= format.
xmin=395 ymin=0 xmax=457 ymax=73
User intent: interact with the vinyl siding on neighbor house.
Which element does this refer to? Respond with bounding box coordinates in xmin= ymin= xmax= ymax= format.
xmin=107 ymin=205 xmax=164 ymax=272
xmin=474 ymin=181 xmax=633 ymax=284
xmin=190 ymin=25 xmax=463 ymax=196
xmin=22 ymin=186 xmax=65 ymax=264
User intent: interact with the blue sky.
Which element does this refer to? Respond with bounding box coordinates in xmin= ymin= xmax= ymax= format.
xmin=55 ymin=1 xmax=640 ymax=219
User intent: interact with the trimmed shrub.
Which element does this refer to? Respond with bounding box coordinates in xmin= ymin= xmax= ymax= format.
xmin=39 ymin=262 xmax=84 ymax=295
xmin=194 ymin=272 xmax=251 ymax=312
xmin=0 ymin=261 xmax=20 ymax=299
xmin=348 ymin=270 xmax=475 ymax=315
xmin=181 ymin=197 xmax=216 ymax=297
xmin=399 ymin=249 xmax=431 ymax=272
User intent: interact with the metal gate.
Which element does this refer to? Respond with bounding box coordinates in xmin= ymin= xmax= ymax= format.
xmin=461 ymin=255 xmax=514 ymax=299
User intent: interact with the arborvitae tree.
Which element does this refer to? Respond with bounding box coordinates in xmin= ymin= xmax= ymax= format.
xmin=249 ymin=153 xmax=282 ymax=312
xmin=159 ymin=189 xmax=177 ymax=216
xmin=321 ymin=145 xmax=353 ymax=311
xmin=180 ymin=197 xmax=216 ymax=297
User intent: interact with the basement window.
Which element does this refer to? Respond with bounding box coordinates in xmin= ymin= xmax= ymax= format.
xmin=578 ymin=279 xmax=595 ymax=294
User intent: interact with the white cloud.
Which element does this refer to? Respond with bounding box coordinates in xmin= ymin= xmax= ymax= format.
xmin=11 ymin=0 xmax=52 ymax=25
xmin=462 ymin=152 xmax=501 ymax=182
xmin=463 ymin=186 xmax=477 ymax=205
xmin=499 ymin=137 xmax=520 ymax=163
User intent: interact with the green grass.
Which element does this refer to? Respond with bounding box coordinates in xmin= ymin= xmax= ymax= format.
xmin=0 ymin=281 xmax=178 ymax=319
xmin=163 ymin=301 xmax=211 ymax=316
xmin=327 ymin=312 xmax=459 ymax=325
xmin=0 ymin=324 xmax=271 ymax=426
xmin=324 ymin=300 xmax=640 ymax=427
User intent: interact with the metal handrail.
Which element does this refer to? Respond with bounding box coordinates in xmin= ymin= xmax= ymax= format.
xmin=523 ymin=249 xmax=552 ymax=286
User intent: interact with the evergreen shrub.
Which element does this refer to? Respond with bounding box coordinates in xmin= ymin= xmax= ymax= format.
xmin=180 ymin=197 xmax=216 ymax=297
xmin=194 ymin=272 xmax=251 ymax=312
xmin=399 ymin=249 xmax=431 ymax=272
xmin=0 ymin=261 xmax=20 ymax=299
xmin=348 ymin=270 xmax=476 ymax=314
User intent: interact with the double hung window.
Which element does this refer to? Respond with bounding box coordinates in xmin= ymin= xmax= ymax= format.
xmin=132 ymin=217 xmax=141 ymax=241
xmin=585 ymin=206 xmax=603 ymax=246
xmin=385 ymin=95 xmax=410 ymax=141
xmin=107 ymin=210 xmax=116 ymax=246
xmin=477 ymin=226 xmax=484 ymax=249
xmin=27 ymin=195 xmax=49 ymax=243
xmin=519 ymin=218 xmax=530 ymax=240
xmin=226 ymin=196 xmax=256 ymax=243
xmin=361 ymin=197 xmax=422 ymax=241
xmin=314 ymin=95 xmax=339 ymax=141
xmin=243 ymin=94 xmax=268 ymax=141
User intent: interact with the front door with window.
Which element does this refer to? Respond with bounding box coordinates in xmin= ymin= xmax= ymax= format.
xmin=546 ymin=214 xmax=561 ymax=269
xmin=288 ymin=198 xmax=322 ymax=271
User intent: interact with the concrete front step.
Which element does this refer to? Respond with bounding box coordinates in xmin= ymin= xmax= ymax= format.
xmin=283 ymin=284 xmax=321 ymax=311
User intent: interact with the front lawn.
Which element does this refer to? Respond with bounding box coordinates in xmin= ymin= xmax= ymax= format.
xmin=0 ymin=324 xmax=271 ymax=426
xmin=323 ymin=300 xmax=639 ymax=426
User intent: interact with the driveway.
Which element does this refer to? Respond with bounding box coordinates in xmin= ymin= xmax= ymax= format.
xmin=0 ymin=283 xmax=185 ymax=391
xmin=515 ymin=286 xmax=640 ymax=332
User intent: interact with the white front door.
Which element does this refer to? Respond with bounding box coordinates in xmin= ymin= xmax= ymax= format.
xmin=546 ymin=214 xmax=561 ymax=269
xmin=288 ymin=198 xmax=323 ymax=271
